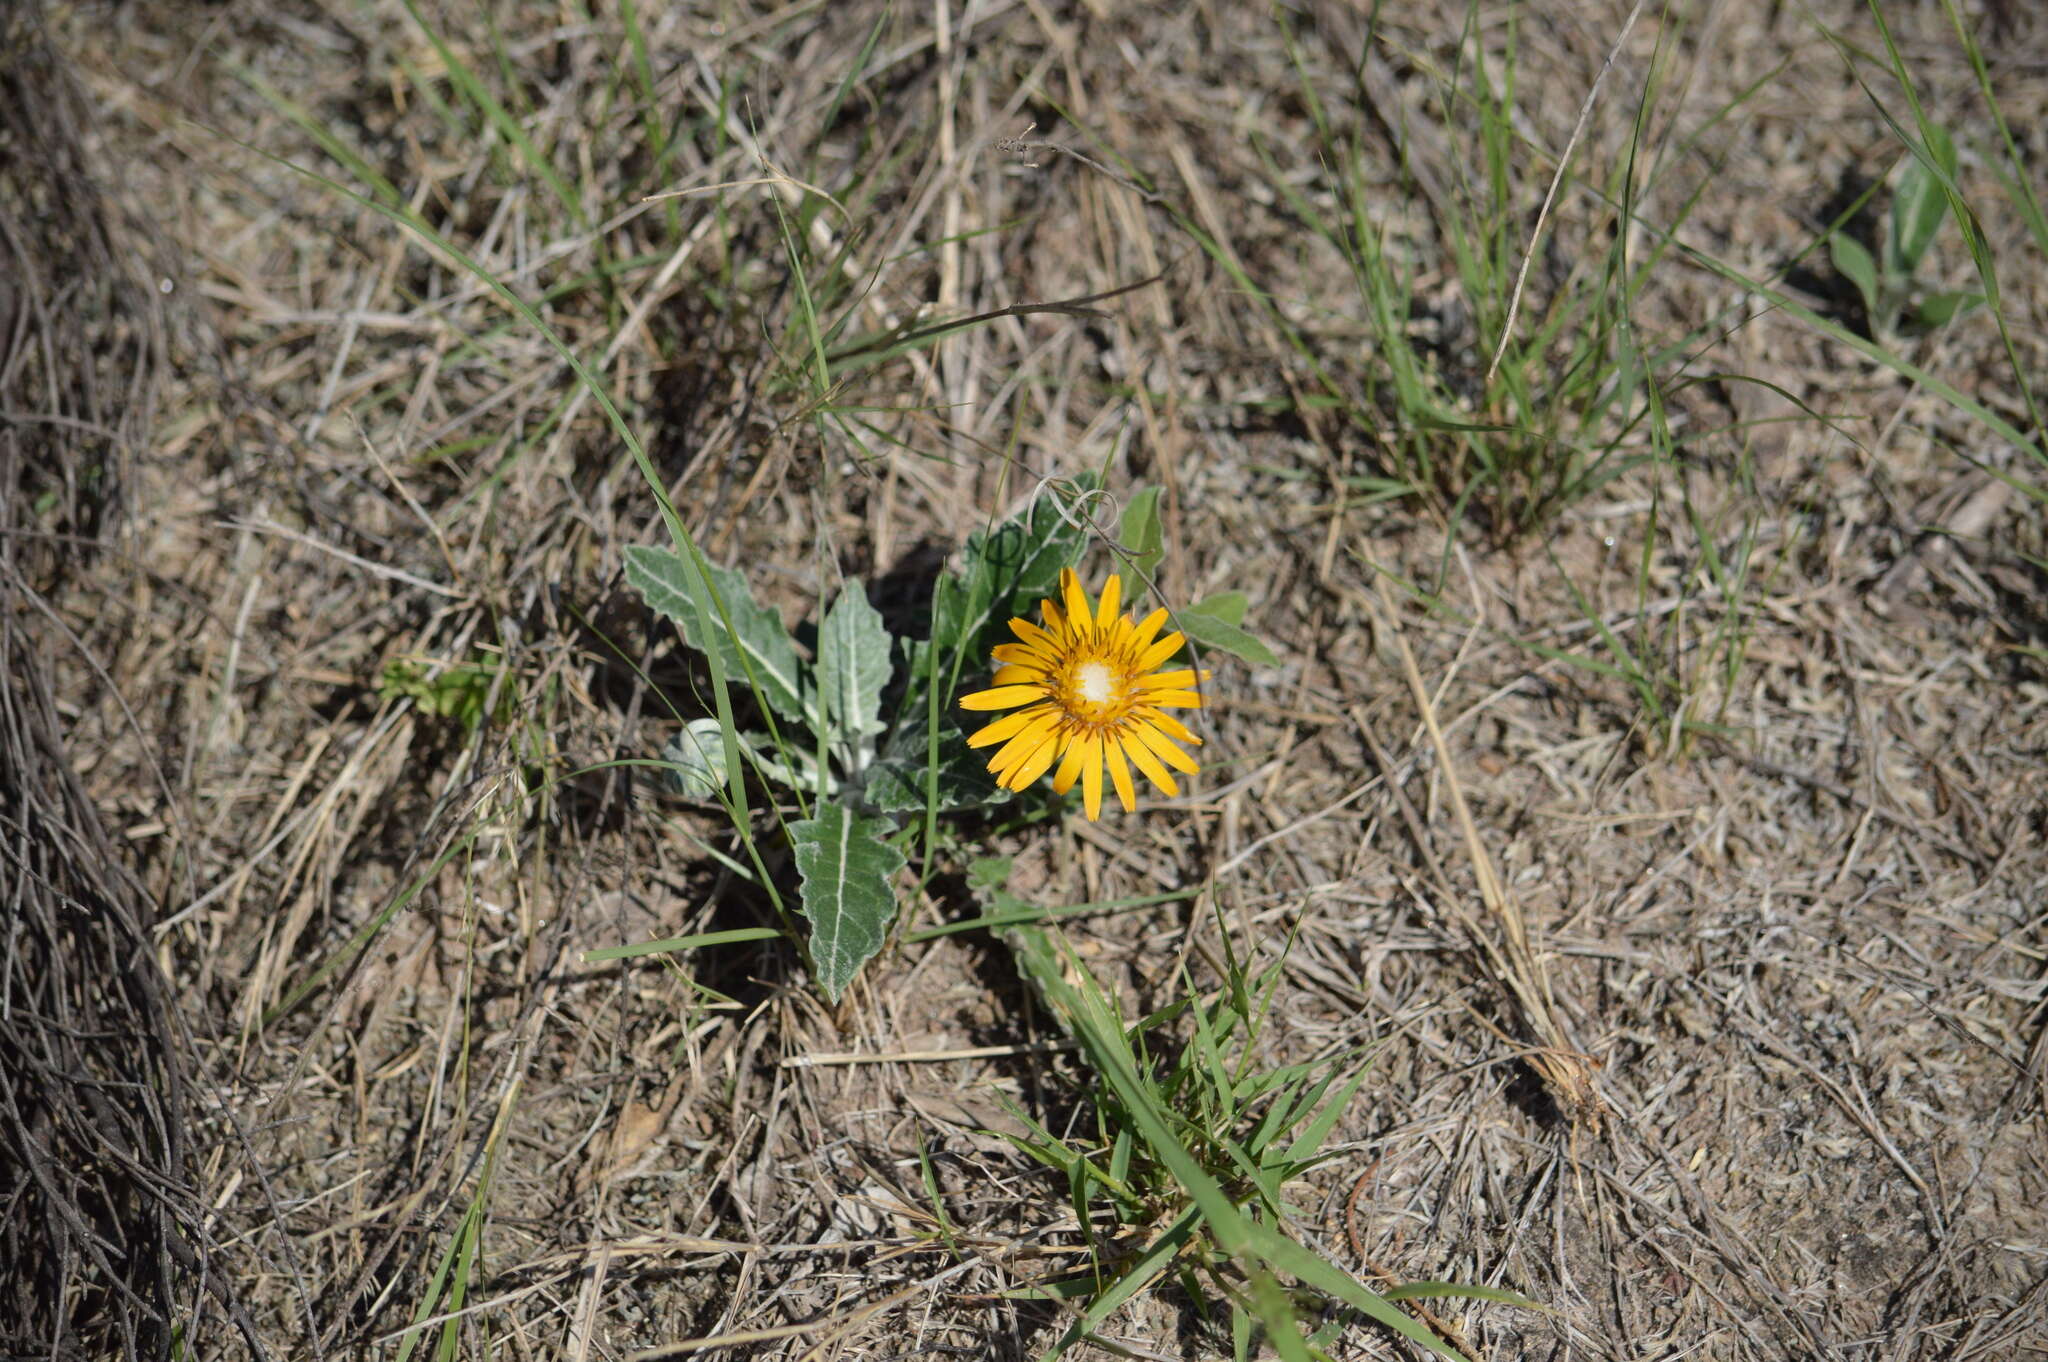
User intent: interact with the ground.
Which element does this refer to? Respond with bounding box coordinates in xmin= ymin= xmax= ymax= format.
xmin=2 ymin=0 xmax=2045 ymax=1359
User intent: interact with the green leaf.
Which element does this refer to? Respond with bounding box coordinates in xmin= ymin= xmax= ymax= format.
xmin=1912 ymin=290 xmax=1983 ymax=329
xmin=398 ymin=0 xmax=587 ymax=230
xmin=864 ymin=731 xmax=1013 ymax=814
xmin=625 ymin=545 xmax=811 ymax=726
xmin=1118 ymin=484 xmax=1166 ymax=583
xmin=1279 ymin=1058 xmax=1376 ymax=1165
xmin=661 ymin=718 xmax=733 ymax=799
xmin=1888 ymin=122 xmax=1958 ymax=279
xmin=1653 ymin=222 xmax=2032 ymax=452
xmin=1005 ymin=925 xmax=1500 ymax=1361
xmin=378 ymin=659 xmax=514 ymax=732
xmin=917 ymin=474 xmax=1097 ymax=695
xmin=1178 ymin=593 xmax=1279 ymax=667
xmin=1184 ymin=590 xmax=1247 ymax=627
xmin=1828 ymin=232 xmax=1881 ymax=321
xmin=960 ymin=852 xmax=1033 ymax=926
xmin=967 ymin=855 xmax=1013 ymax=894
xmin=790 ymin=802 xmax=906 ymax=1001
xmin=817 ymin=580 xmax=890 ymax=744
xmin=1036 ymin=1207 xmax=1204 ymax=1360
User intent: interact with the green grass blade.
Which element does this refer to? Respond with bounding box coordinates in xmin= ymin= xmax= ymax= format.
xmin=233 ymin=65 xmax=403 ymax=208
xmin=263 ymin=821 xmax=482 ymax=1027
xmin=1654 ymin=226 xmax=2034 ymax=455
xmin=583 ymin=927 xmax=782 ymax=963
xmin=905 ymin=887 xmax=1197 ymax=942
xmin=1036 ymin=1207 xmax=1203 ymax=1361
xmin=1015 ymin=927 xmax=1489 ymax=1360
xmin=398 ymin=0 xmax=588 ymax=229
xmin=1280 ymin=1059 xmax=1375 ymax=1166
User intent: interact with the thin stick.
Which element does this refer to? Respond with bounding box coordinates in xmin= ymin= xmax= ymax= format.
xmin=1365 ymin=569 xmax=1605 ymax=1126
xmin=779 ymin=1041 xmax=1073 ymax=1068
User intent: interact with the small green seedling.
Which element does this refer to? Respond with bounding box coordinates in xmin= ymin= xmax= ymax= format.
xmin=1829 ymin=123 xmax=1984 ymax=339
xmin=378 ymin=656 xmax=517 ymax=733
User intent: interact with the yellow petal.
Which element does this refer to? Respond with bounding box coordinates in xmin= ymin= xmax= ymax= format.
xmin=1009 ymin=617 xmax=1060 ymax=650
xmin=1050 ymin=735 xmax=1090 ymax=795
xmin=1141 ymin=709 xmax=1202 ymax=745
xmin=1080 ymin=734 xmax=1104 ymax=820
xmin=1095 ymin=573 xmax=1122 ymax=631
xmin=960 ymin=684 xmax=1047 ymax=710
xmin=1129 ymin=720 xmax=1199 ymax=775
xmin=1136 ymin=631 xmax=1186 ymax=673
xmin=991 ymin=642 xmax=1050 ymax=667
xmin=968 ymin=705 xmax=1049 ymax=748
xmin=1003 ymin=729 xmax=1063 ymax=789
xmin=1041 ymin=597 xmax=1065 ymax=635
xmin=1127 ymin=607 xmax=1170 ymax=657
xmin=1141 ymin=690 xmax=1205 ymax=708
xmin=1136 ymin=668 xmax=1205 ymax=690
xmin=1061 ymin=569 xmax=1093 ymax=641
xmin=987 ymin=739 xmax=1028 ymax=778
xmin=1105 ymin=736 xmax=1137 ymax=812
xmin=1121 ymin=730 xmax=1179 ymax=797
xmin=991 ymin=663 xmax=1040 ymax=686
xmin=989 ymin=712 xmax=1061 ymax=773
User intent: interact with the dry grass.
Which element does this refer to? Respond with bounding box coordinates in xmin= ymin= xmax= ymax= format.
xmin=4 ymin=0 xmax=2045 ymax=1357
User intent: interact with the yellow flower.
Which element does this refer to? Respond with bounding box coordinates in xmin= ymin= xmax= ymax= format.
xmin=959 ymin=568 xmax=1210 ymax=819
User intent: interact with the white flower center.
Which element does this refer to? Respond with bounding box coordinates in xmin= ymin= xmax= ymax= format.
xmin=1075 ymin=661 xmax=1116 ymax=706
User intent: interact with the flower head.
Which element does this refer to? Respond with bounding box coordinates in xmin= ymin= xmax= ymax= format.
xmin=959 ymin=568 xmax=1210 ymax=819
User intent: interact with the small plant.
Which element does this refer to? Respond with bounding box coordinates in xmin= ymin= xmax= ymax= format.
xmin=378 ymin=656 xmax=518 ymax=733
xmin=990 ymin=894 xmax=1529 ymax=1360
xmin=1828 ymin=123 xmax=1984 ymax=339
xmin=624 ymin=476 xmax=1274 ymax=1000
xmin=1186 ymin=11 xmax=1712 ymax=545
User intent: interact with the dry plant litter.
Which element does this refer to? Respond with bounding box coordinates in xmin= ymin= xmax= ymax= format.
xmin=2 ymin=0 xmax=2045 ymax=1358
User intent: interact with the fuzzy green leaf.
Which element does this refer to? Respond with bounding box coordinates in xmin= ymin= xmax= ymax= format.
xmin=1178 ymin=593 xmax=1279 ymax=667
xmin=1186 ymin=590 xmax=1247 ymax=626
xmin=818 ymin=580 xmax=890 ymax=743
xmin=377 ymin=658 xmax=515 ymax=732
xmin=967 ymin=855 xmax=1014 ymax=894
xmin=661 ymin=718 xmax=733 ymax=799
xmin=625 ymin=545 xmax=811 ymax=726
xmin=791 ymin=803 xmax=906 ymax=1001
